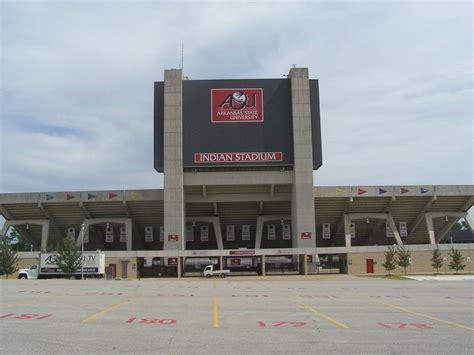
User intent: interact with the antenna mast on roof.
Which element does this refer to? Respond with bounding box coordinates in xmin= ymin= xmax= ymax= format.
xmin=180 ymin=44 xmax=184 ymax=72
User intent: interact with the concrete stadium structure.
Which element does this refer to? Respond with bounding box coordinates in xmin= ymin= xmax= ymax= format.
xmin=1 ymin=68 xmax=473 ymax=278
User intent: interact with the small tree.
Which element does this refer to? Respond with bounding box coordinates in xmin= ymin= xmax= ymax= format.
xmin=382 ymin=246 xmax=397 ymax=275
xmin=0 ymin=235 xmax=19 ymax=279
xmin=448 ymin=247 xmax=465 ymax=274
xmin=396 ymin=245 xmax=411 ymax=275
xmin=55 ymin=237 xmax=81 ymax=279
xmin=431 ymin=248 xmax=443 ymax=274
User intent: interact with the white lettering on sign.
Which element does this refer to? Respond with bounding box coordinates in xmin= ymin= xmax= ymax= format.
xmin=194 ymin=152 xmax=283 ymax=163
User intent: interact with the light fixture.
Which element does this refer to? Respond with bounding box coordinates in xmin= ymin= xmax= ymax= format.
xmin=26 ymin=223 xmax=29 ymax=230
xmin=281 ymin=219 xmax=285 ymax=225
xmin=366 ymin=218 xmax=370 ymax=224
xmin=192 ymin=221 xmax=196 ymax=227
xmin=106 ymin=223 xmax=110 ymax=229
xmin=445 ymin=216 xmax=449 ymax=222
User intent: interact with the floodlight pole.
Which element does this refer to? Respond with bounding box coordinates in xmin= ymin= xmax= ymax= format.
xmin=81 ymin=224 xmax=85 ymax=280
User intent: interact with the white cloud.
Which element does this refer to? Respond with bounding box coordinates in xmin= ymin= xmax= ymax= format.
xmin=1 ymin=0 xmax=472 ymax=193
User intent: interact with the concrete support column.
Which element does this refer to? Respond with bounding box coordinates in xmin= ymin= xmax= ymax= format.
xmin=255 ymin=215 xmax=291 ymax=249
xmin=261 ymin=255 xmax=266 ymax=276
xmin=126 ymin=221 xmax=133 ymax=251
xmin=386 ymin=214 xmax=403 ymax=246
xmin=466 ymin=215 xmax=474 ymax=232
xmin=425 ymin=214 xmax=436 ymax=245
xmin=177 ymin=257 xmax=182 ymax=278
xmin=425 ymin=212 xmax=468 ymax=244
xmin=41 ymin=221 xmax=50 ymax=251
xmin=289 ymin=68 xmax=316 ymax=249
xmin=219 ymin=256 xmax=224 ymax=270
xmin=186 ymin=217 xmax=223 ymax=250
xmin=163 ymin=69 xmax=185 ymax=251
xmin=80 ymin=218 xmax=132 ymax=250
xmin=300 ymin=255 xmax=308 ymax=275
xmin=1 ymin=219 xmax=49 ymax=250
xmin=344 ymin=214 xmax=351 ymax=247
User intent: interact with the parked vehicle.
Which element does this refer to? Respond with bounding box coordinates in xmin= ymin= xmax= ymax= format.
xmin=201 ymin=264 xmax=230 ymax=278
xmin=17 ymin=252 xmax=106 ymax=279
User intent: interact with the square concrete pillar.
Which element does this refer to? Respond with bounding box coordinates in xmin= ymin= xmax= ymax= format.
xmin=289 ymin=68 xmax=316 ymax=248
xmin=163 ymin=69 xmax=185 ymax=251
xmin=177 ymin=257 xmax=182 ymax=278
xmin=261 ymin=255 xmax=266 ymax=276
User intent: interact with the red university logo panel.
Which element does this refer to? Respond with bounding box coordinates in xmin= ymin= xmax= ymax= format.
xmin=211 ymin=88 xmax=264 ymax=122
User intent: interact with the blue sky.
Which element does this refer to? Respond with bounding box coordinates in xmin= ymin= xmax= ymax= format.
xmin=0 ymin=0 xmax=472 ymax=193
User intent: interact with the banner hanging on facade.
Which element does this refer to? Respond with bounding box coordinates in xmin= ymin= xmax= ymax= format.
xmin=386 ymin=222 xmax=393 ymax=238
xmin=83 ymin=227 xmax=89 ymax=244
xmin=226 ymin=225 xmax=235 ymax=241
xmin=267 ymin=224 xmax=276 ymax=240
xmin=322 ymin=223 xmax=331 ymax=239
xmin=120 ymin=227 xmax=127 ymax=243
xmin=350 ymin=223 xmax=356 ymax=239
xmin=186 ymin=226 xmax=194 ymax=242
xmin=145 ymin=226 xmax=153 ymax=243
xmin=200 ymin=225 xmax=209 ymax=242
xmin=105 ymin=227 xmax=114 ymax=243
xmin=282 ymin=224 xmax=291 ymax=240
xmin=399 ymin=222 xmax=408 ymax=237
xmin=67 ymin=228 xmax=75 ymax=239
xmin=159 ymin=226 xmax=164 ymax=242
xmin=242 ymin=225 xmax=250 ymax=241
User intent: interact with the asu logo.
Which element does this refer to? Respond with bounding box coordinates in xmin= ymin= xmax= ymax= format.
xmin=219 ymin=91 xmax=255 ymax=110
xmin=211 ymin=88 xmax=263 ymax=122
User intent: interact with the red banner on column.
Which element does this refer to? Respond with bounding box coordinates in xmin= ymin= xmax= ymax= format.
xmin=168 ymin=234 xmax=179 ymax=242
xmin=301 ymin=232 xmax=312 ymax=240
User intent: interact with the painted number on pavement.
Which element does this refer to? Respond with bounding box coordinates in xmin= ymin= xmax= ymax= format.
xmin=377 ymin=323 xmax=433 ymax=329
xmin=126 ymin=317 xmax=176 ymax=324
xmin=258 ymin=321 xmax=306 ymax=328
xmin=0 ymin=313 xmax=52 ymax=320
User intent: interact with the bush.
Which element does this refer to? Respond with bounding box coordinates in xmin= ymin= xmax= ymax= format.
xmin=395 ymin=245 xmax=411 ymax=275
xmin=382 ymin=246 xmax=397 ymax=275
xmin=448 ymin=247 xmax=465 ymax=274
xmin=431 ymin=248 xmax=443 ymax=274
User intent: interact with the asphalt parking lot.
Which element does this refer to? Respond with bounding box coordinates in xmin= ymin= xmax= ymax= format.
xmin=0 ymin=275 xmax=473 ymax=354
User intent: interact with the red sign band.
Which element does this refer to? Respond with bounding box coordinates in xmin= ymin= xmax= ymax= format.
xmin=194 ymin=152 xmax=282 ymax=163
xmin=229 ymin=250 xmax=256 ymax=255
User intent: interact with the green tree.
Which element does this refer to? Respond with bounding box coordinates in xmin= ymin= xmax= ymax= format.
xmin=382 ymin=246 xmax=397 ymax=275
xmin=0 ymin=234 xmax=19 ymax=279
xmin=396 ymin=245 xmax=411 ymax=275
xmin=431 ymin=248 xmax=443 ymax=274
xmin=448 ymin=247 xmax=465 ymax=274
xmin=55 ymin=237 xmax=81 ymax=279
xmin=8 ymin=228 xmax=30 ymax=251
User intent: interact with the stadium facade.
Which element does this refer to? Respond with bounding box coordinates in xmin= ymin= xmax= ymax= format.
xmin=1 ymin=68 xmax=473 ymax=278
